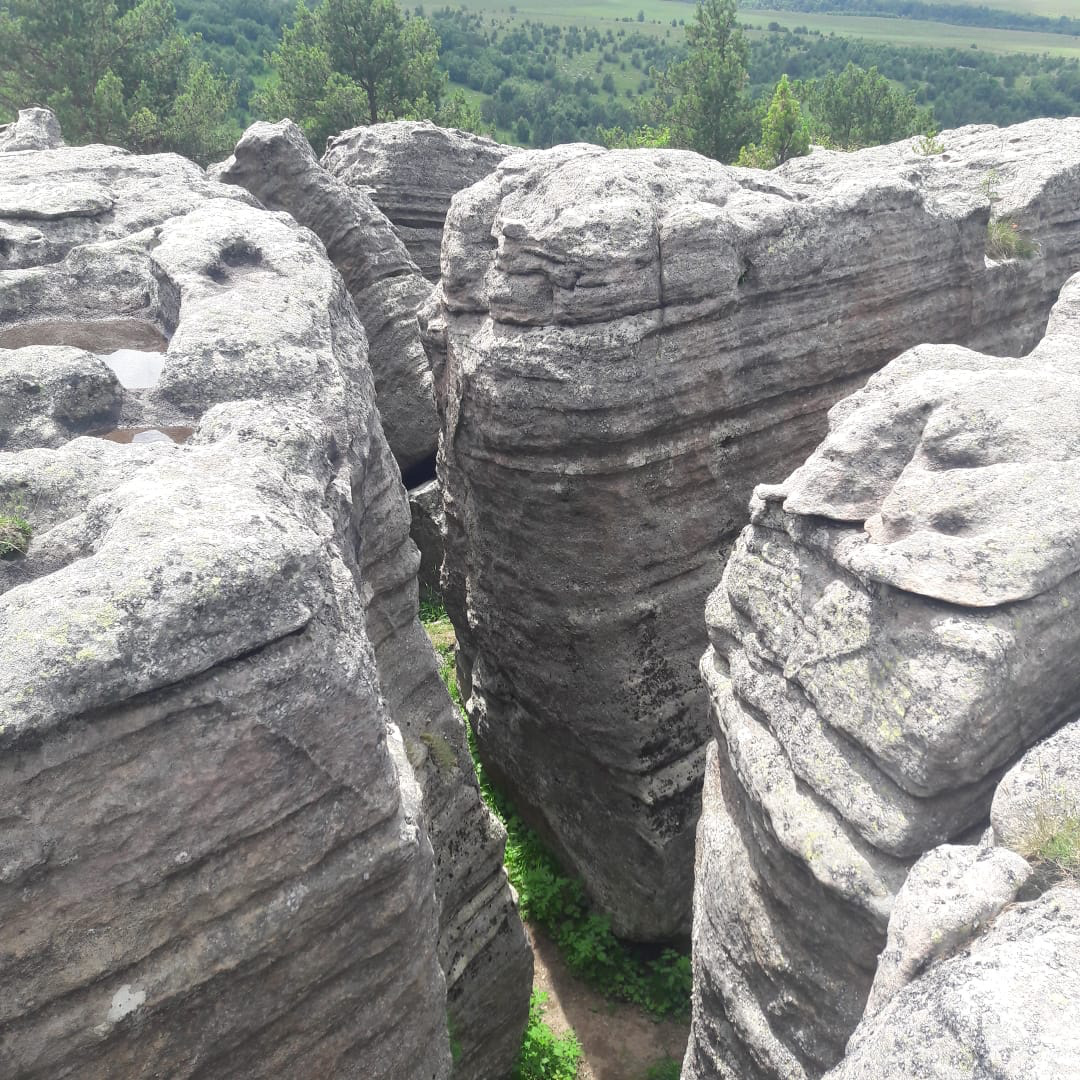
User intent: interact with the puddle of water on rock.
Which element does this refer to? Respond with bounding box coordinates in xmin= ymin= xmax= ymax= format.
xmin=0 ymin=318 xmax=170 ymax=389
xmin=96 ymin=426 xmax=194 ymax=446
xmin=99 ymin=350 xmax=167 ymax=390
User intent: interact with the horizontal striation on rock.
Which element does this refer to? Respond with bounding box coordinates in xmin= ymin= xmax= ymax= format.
xmin=0 ymin=123 xmax=528 ymax=1079
xmin=321 ymin=120 xmax=513 ymax=281
xmin=212 ymin=119 xmax=440 ymax=475
xmin=433 ymin=121 xmax=1080 ymax=943
xmin=686 ymin=272 xmax=1080 ymax=1079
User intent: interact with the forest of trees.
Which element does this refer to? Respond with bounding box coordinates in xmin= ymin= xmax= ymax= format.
xmin=2 ymin=0 xmax=1079 ymax=166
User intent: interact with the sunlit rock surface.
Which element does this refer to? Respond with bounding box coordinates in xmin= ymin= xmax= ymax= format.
xmin=432 ymin=119 xmax=1080 ymax=943
xmin=0 ymin=118 xmax=529 ymax=1079
xmin=686 ymin=273 xmax=1080 ymax=1079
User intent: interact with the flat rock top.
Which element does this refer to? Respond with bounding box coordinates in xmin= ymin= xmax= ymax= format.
xmin=322 ymin=119 xmax=513 ymax=201
xmin=778 ymin=274 xmax=1080 ymax=607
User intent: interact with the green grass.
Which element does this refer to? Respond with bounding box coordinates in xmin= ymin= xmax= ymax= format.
xmin=644 ymin=1058 xmax=683 ymax=1080
xmin=512 ymin=990 xmax=584 ymax=1080
xmin=0 ymin=506 xmax=31 ymax=559
xmin=986 ymin=217 xmax=1040 ymax=261
xmin=739 ymin=8 xmax=1080 ymax=57
xmin=420 ymin=596 xmax=693 ymax=1020
xmin=1029 ymin=814 xmax=1080 ymax=875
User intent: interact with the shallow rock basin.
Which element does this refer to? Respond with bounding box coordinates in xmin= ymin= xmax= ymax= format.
xmin=96 ymin=426 xmax=193 ymax=445
xmin=0 ymin=318 xmax=169 ymax=389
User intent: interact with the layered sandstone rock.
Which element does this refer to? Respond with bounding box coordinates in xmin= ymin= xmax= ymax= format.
xmin=322 ymin=120 xmax=512 ymax=280
xmin=213 ymin=120 xmax=439 ymax=474
xmin=825 ymin=881 xmax=1080 ymax=1080
xmin=0 ymin=120 xmax=529 ymax=1078
xmin=686 ymin=273 xmax=1080 ymax=1078
xmin=433 ymin=120 xmax=1080 ymax=941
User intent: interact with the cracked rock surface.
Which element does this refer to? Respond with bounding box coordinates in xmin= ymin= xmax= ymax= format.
xmin=0 ymin=120 xmax=529 ymax=1079
xmin=686 ymin=272 xmax=1080 ymax=1079
xmin=431 ymin=120 xmax=1080 ymax=943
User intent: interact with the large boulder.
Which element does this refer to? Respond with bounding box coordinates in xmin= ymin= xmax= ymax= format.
xmin=322 ymin=120 xmax=512 ymax=280
xmin=212 ymin=120 xmax=439 ymax=475
xmin=685 ymin=271 xmax=1080 ymax=1079
xmin=431 ymin=120 xmax=1080 ymax=942
xmin=0 ymin=129 xmax=529 ymax=1078
xmin=824 ymin=882 xmax=1080 ymax=1080
xmin=0 ymin=107 xmax=64 ymax=152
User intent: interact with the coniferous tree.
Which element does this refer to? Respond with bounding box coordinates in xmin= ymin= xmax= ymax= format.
xmin=737 ymin=74 xmax=810 ymax=168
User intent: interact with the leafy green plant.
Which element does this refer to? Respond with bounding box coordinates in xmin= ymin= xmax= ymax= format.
xmin=913 ymin=129 xmax=944 ymax=155
xmin=420 ymin=597 xmax=692 ymax=1019
xmin=0 ymin=502 xmax=31 ymax=559
xmin=986 ymin=218 xmax=1038 ymax=262
xmin=512 ymin=990 xmax=582 ymax=1080
xmin=645 ymin=1057 xmax=683 ymax=1080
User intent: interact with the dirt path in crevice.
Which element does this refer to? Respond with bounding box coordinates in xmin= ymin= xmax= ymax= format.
xmin=527 ymin=923 xmax=689 ymax=1080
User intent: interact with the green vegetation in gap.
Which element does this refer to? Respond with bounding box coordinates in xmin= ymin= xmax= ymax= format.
xmin=0 ymin=0 xmax=237 ymax=163
xmin=1031 ymin=815 xmax=1080 ymax=875
xmin=419 ymin=597 xmax=693 ymax=1020
xmin=0 ymin=502 xmax=31 ymax=559
xmin=644 ymin=1058 xmax=683 ymax=1080
xmin=981 ymin=167 xmax=1039 ymax=260
xmin=512 ymin=990 xmax=583 ymax=1080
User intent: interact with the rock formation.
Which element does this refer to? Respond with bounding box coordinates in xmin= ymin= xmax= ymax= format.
xmin=0 ymin=119 xmax=529 ymax=1078
xmin=212 ymin=120 xmax=439 ymax=476
xmin=431 ymin=119 xmax=1080 ymax=941
xmin=0 ymin=107 xmax=64 ymax=152
xmin=322 ymin=120 xmax=512 ymax=280
xmin=685 ymin=270 xmax=1080 ymax=1079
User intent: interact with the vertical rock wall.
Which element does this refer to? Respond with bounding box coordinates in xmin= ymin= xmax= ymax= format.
xmin=432 ymin=120 xmax=1080 ymax=941
xmin=0 ymin=128 xmax=528 ymax=1078
xmin=686 ymin=273 xmax=1080 ymax=1078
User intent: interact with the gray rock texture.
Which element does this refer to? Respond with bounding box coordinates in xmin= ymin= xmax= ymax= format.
xmin=433 ymin=120 xmax=1080 ymax=943
xmin=322 ymin=120 xmax=512 ymax=280
xmin=0 ymin=131 xmax=528 ymax=1078
xmin=410 ymin=478 xmax=445 ymax=597
xmin=824 ymin=883 xmax=1080 ymax=1080
xmin=686 ymin=272 xmax=1080 ymax=1079
xmin=213 ymin=120 xmax=439 ymax=474
xmin=992 ymin=717 xmax=1080 ymax=856
xmin=864 ymin=844 xmax=1031 ymax=1017
xmin=0 ymin=107 xmax=63 ymax=152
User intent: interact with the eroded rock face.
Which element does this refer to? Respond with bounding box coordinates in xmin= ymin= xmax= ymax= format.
xmin=322 ymin=120 xmax=512 ymax=280
xmin=824 ymin=881 xmax=1080 ymax=1080
xmin=686 ymin=274 xmax=1080 ymax=1079
xmin=0 ymin=122 xmax=529 ymax=1079
xmin=434 ymin=121 xmax=1080 ymax=942
xmin=213 ymin=120 xmax=439 ymax=474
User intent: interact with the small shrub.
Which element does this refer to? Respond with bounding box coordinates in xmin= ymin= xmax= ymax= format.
xmin=512 ymin=990 xmax=582 ymax=1080
xmin=986 ymin=218 xmax=1038 ymax=261
xmin=0 ymin=504 xmax=31 ymax=559
xmin=913 ymin=130 xmax=944 ymax=155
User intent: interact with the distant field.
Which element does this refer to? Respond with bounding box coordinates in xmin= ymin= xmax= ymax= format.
xmin=461 ymin=0 xmax=1080 ymax=58
xmin=740 ymin=9 xmax=1080 ymax=57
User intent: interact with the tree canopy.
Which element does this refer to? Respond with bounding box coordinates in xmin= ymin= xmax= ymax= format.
xmin=0 ymin=0 xmax=236 ymax=163
xmin=255 ymin=0 xmax=445 ymax=149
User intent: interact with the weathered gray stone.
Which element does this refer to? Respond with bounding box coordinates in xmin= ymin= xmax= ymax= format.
xmin=410 ymin=478 xmax=445 ymax=597
xmin=0 ymin=107 xmax=63 ymax=153
xmin=992 ymin=717 xmax=1080 ymax=856
xmin=322 ymin=120 xmax=512 ymax=280
xmin=824 ymin=884 xmax=1080 ymax=1080
xmin=0 ymin=131 xmax=528 ymax=1078
xmin=434 ymin=120 xmax=1080 ymax=943
xmin=686 ymin=273 xmax=1080 ymax=1079
xmin=864 ymin=844 xmax=1031 ymax=1017
xmin=213 ymin=120 xmax=439 ymax=474
xmin=0 ymin=346 xmax=123 ymax=450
